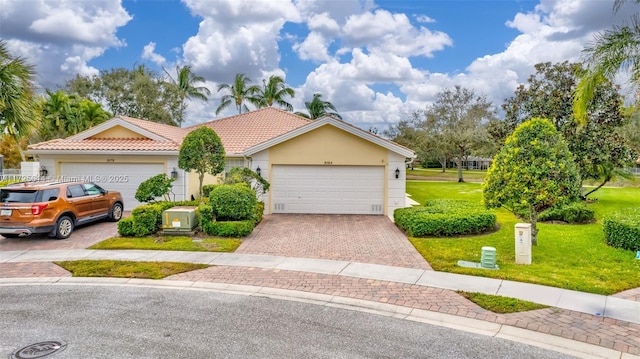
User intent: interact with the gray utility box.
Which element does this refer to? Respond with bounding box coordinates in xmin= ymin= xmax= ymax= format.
xmin=162 ymin=206 xmax=197 ymax=233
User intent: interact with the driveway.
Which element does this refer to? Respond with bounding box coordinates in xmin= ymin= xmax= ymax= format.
xmin=237 ymin=214 xmax=432 ymax=269
xmin=0 ymin=220 xmax=119 ymax=251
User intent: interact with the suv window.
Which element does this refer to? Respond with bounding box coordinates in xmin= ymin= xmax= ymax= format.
xmin=67 ymin=185 xmax=86 ymax=198
xmin=83 ymin=183 xmax=103 ymax=196
xmin=39 ymin=188 xmax=60 ymax=202
xmin=0 ymin=189 xmax=37 ymax=203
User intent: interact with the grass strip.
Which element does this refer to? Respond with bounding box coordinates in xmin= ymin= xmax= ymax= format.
xmin=55 ymin=260 xmax=208 ymax=279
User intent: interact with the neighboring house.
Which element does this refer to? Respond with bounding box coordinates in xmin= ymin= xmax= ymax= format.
xmin=28 ymin=107 xmax=415 ymax=217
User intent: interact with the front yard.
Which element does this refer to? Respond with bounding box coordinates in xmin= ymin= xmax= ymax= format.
xmin=406 ymin=181 xmax=640 ymax=295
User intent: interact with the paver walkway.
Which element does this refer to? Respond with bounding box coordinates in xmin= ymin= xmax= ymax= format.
xmin=238 ymin=214 xmax=431 ymax=269
xmin=0 ymin=220 xmax=118 ymax=251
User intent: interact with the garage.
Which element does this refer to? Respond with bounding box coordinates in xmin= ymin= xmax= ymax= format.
xmin=60 ymin=162 xmax=165 ymax=210
xmin=271 ymin=165 xmax=384 ymax=214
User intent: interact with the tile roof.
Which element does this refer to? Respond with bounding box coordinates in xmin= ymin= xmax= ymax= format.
xmin=190 ymin=107 xmax=311 ymax=155
xmin=28 ymin=138 xmax=180 ymax=151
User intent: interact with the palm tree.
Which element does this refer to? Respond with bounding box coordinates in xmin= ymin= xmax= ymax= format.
xmin=294 ymin=93 xmax=342 ymax=120
xmin=0 ymin=40 xmax=36 ymax=161
xmin=574 ymin=0 xmax=640 ymax=124
xmin=255 ymin=75 xmax=295 ymax=111
xmin=216 ymin=73 xmax=261 ymax=115
xmin=164 ymin=65 xmax=210 ymax=127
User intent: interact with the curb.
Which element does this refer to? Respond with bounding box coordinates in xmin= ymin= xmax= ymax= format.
xmin=2 ymin=277 xmax=637 ymax=359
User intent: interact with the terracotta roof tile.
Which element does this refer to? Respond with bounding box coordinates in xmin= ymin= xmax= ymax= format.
xmin=29 ymin=138 xmax=179 ymax=151
xmin=116 ymin=115 xmax=191 ymax=143
xmin=189 ymin=107 xmax=311 ymax=155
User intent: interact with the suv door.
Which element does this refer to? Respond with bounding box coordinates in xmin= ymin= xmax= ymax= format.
xmin=66 ymin=184 xmax=93 ymax=218
xmin=82 ymin=183 xmax=109 ymax=215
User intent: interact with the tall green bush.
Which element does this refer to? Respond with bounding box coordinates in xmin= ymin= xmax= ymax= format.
xmin=134 ymin=174 xmax=175 ymax=202
xmin=394 ymin=200 xmax=496 ymax=237
xmin=209 ymin=184 xmax=257 ymax=221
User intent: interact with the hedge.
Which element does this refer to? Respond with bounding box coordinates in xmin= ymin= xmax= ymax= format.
xmin=539 ymin=202 xmax=595 ymax=224
xmin=118 ymin=200 xmax=199 ymax=237
xmin=603 ymin=209 xmax=640 ymax=251
xmin=394 ymin=199 xmax=496 ymax=237
xmin=209 ymin=184 xmax=257 ymax=221
xmin=253 ymin=201 xmax=265 ymax=225
xmin=202 ymin=220 xmax=255 ymax=237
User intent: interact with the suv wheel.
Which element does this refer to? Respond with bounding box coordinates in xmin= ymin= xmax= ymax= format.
xmin=109 ymin=203 xmax=123 ymax=222
xmin=54 ymin=216 xmax=74 ymax=239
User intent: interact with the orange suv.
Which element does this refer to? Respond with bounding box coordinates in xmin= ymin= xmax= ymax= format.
xmin=0 ymin=181 xmax=124 ymax=239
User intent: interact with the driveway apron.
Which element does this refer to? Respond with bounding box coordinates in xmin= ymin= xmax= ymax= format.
xmin=237 ymin=214 xmax=432 ymax=270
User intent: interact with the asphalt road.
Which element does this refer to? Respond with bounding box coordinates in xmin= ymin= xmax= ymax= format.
xmin=0 ymin=285 xmax=576 ymax=359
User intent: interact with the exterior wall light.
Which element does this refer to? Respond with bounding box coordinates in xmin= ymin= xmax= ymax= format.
xmin=171 ymin=167 xmax=178 ymax=179
xmin=40 ymin=166 xmax=48 ymax=177
xmin=256 ymin=166 xmax=261 ymax=177
xmin=395 ymin=167 xmax=400 ymax=179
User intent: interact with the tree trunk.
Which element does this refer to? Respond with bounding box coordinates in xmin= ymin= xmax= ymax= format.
xmin=457 ymin=149 xmax=464 ymax=182
xmin=198 ymin=172 xmax=204 ymax=199
xmin=529 ymin=204 xmax=538 ymax=246
xmin=581 ymin=176 xmax=611 ymax=200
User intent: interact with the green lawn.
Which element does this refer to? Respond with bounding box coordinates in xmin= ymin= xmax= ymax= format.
xmin=55 ymin=260 xmax=208 ymax=279
xmin=90 ymin=236 xmax=241 ymax=252
xmin=407 ymin=168 xmax=486 ymax=181
xmin=406 ymin=181 xmax=640 ymax=295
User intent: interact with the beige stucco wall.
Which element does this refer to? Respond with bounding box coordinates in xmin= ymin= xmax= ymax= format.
xmin=89 ymin=125 xmax=146 ymax=139
xmin=268 ymin=125 xmax=388 ymax=166
xmin=187 ymin=171 xmax=223 ymax=199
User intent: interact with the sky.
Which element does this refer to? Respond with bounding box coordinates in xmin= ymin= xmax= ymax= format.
xmin=0 ymin=0 xmax=635 ymax=130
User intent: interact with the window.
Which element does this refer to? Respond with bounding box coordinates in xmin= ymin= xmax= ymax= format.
xmin=67 ymin=185 xmax=86 ymax=198
xmin=224 ymin=158 xmax=245 ymax=176
xmin=83 ymin=183 xmax=102 ymax=196
xmin=0 ymin=190 xmax=37 ymax=203
xmin=40 ymin=188 xmax=60 ymax=202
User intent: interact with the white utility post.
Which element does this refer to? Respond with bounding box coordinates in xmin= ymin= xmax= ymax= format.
xmin=515 ymin=223 xmax=532 ymax=265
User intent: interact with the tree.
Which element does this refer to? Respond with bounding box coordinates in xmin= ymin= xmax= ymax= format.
xmin=0 ymin=40 xmax=37 ymax=161
xmin=383 ymin=112 xmax=439 ymax=169
xmin=178 ymin=127 xmax=225 ymax=198
xmin=164 ymin=65 xmax=210 ymax=127
xmin=0 ymin=135 xmax=25 ymax=169
xmin=65 ymin=66 xmax=180 ymax=125
xmin=255 ymin=75 xmax=295 ymax=111
xmin=574 ymin=0 xmax=640 ymax=124
xmin=135 ymin=174 xmax=176 ymax=202
xmin=484 ymin=118 xmax=581 ymax=245
xmin=424 ymin=86 xmax=496 ymax=181
xmin=216 ymin=73 xmax=261 ymax=115
xmin=294 ymin=93 xmax=341 ymax=119
xmin=491 ymin=62 xmax=635 ymax=197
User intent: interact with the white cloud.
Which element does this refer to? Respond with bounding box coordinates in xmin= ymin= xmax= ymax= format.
xmin=142 ymin=42 xmax=167 ymax=67
xmin=293 ymin=32 xmax=332 ymax=62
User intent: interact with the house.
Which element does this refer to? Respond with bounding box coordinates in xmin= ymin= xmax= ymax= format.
xmin=28 ymin=107 xmax=415 ymax=217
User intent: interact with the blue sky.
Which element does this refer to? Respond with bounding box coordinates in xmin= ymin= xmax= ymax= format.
xmin=1 ymin=0 xmax=632 ymax=129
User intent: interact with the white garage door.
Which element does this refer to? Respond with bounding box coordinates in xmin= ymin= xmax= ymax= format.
xmin=60 ymin=163 xmax=165 ymax=210
xmin=271 ymin=165 xmax=384 ymax=215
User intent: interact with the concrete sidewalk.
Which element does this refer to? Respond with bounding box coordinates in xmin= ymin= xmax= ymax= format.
xmin=2 ymin=249 xmax=639 ymax=325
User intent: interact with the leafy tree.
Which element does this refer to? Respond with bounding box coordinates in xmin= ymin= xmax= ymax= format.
xmin=0 ymin=135 xmax=26 ymax=168
xmin=483 ymin=118 xmax=581 ymax=245
xmin=0 ymin=40 xmax=37 ymax=161
xmin=163 ymin=65 xmax=210 ymax=127
xmin=295 ymin=93 xmax=341 ymax=119
xmin=574 ymin=0 xmax=640 ymax=124
xmin=178 ymin=127 xmax=225 ymax=198
xmin=255 ymin=75 xmax=295 ymax=111
xmin=490 ymin=62 xmax=635 ymax=197
xmin=216 ymin=73 xmax=261 ymax=115
xmin=65 ymin=65 xmax=180 ymax=125
xmin=135 ymin=174 xmax=176 ymax=202
xmin=424 ymin=86 xmax=496 ymax=181
xmin=224 ymin=167 xmax=270 ymax=195
xmin=383 ymin=112 xmax=442 ymax=170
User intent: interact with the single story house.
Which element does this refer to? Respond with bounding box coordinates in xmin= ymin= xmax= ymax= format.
xmin=28 ymin=107 xmax=415 ymax=217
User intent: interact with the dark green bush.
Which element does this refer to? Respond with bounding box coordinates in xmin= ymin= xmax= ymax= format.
xmin=134 ymin=174 xmax=175 ymax=202
xmin=603 ymin=210 xmax=640 ymax=251
xmin=202 ymin=220 xmax=255 ymax=237
xmin=202 ymin=184 xmax=220 ymax=198
xmin=117 ymin=217 xmax=135 ymax=237
xmin=539 ymin=202 xmax=595 ymax=224
xmin=253 ymin=201 xmax=265 ymax=224
xmin=198 ymin=203 xmax=214 ymax=228
xmin=210 ymin=184 xmax=257 ymax=221
xmin=394 ymin=200 xmax=496 ymax=237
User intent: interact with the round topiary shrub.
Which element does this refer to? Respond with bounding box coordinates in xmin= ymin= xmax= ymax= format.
xmin=209 ymin=184 xmax=257 ymax=221
xmin=603 ymin=209 xmax=640 ymax=251
xmin=394 ymin=199 xmax=497 ymax=237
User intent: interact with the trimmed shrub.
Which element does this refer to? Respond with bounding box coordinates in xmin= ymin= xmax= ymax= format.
xmin=394 ymin=199 xmax=496 ymax=237
xmin=539 ymin=202 xmax=595 ymax=224
xmin=202 ymin=220 xmax=255 ymax=237
xmin=118 ymin=200 xmax=199 ymax=237
xmin=253 ymin=201 xmax=265 ymax=225
xmin=210 ymin=184 xmax=257 ymax=221
xmin=603 ymin=210 xmax=640 ymax=251
xmin=135 ymin=174 xmax=175 ymax=202
xmin=202 ymin=184 xmax=220 ymax=198
xmin=117 ymin=217 xmax=135 ymax=237
xmin=198 ymin=203 xmax=214 ymax=228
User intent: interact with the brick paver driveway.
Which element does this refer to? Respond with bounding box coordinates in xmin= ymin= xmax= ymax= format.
xmin=0 ymin=219 xmax=119 ymax=251
xmin=237 ymin=214 xmax=432 ymax=270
